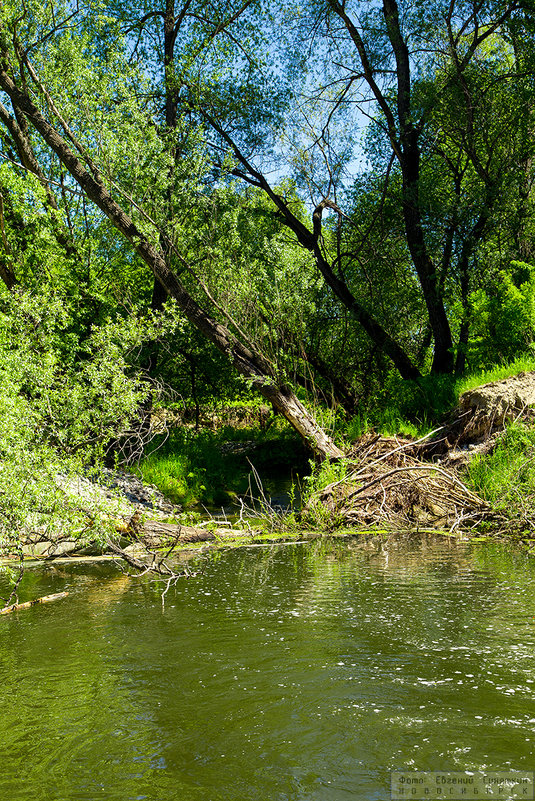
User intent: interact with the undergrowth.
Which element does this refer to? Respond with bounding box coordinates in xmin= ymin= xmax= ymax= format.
xmin=300 ymin=458 xmax=352 ymax=530
xmin=465 ymin=423 xmax=535 ymax=530
xmin=132 ymin=425 xmax=308 ymax=508
xmin=455 ymin=355 xmax=535 ymax=396
xmin=136 ymin=355 xmax=535 ymax=529
xmin=340 ymin=354 xmax=535 ymax=445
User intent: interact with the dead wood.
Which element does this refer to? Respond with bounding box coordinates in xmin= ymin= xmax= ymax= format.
xmin=137 ymin=520 xmax=217 ymax=545
xmin=305 ymin=431 xmax=494 ymax=532
xmin=0 ymin=591 xmax=69 ymax=615
xmin=104 ymin=518 xmax=250 ymax=578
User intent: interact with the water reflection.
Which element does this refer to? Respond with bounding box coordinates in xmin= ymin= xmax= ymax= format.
xmin=0 ymin=538 xmax=534 ymax=800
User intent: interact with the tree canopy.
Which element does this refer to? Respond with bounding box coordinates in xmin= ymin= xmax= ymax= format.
xmin=0 ymin=0 xmax=534 ymax=473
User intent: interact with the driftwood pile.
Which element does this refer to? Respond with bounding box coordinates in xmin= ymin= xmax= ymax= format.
xmin=305 ymin=432 xmax=492 ymax=532
xmin=308 ymin=373 xmax=535 ymax=532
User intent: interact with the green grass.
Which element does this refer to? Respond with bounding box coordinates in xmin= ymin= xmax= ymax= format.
xmin=465 ymin=423 xmax=535 ymax=522
xmin=132 ymin=425 xmax=308 ymax=508
xmin=342 ymin=411 xmax=424 ymax=442
xmin=464 ymin=421 xmax=535 ymax=538
xmin=136 ymin=355 xmax=535 ymax=521
xmin=340 ymin=354 xmax=535 ymax=445
xmin=455 ymin=355 xmax=535 ymax=396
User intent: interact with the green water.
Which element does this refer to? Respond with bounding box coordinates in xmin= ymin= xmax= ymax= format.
xmin=1 ymin=538 xmax=535 ymax=800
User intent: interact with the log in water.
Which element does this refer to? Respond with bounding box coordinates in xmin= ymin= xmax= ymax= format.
xmin=0 ymin=591 xmax=69 ymax=615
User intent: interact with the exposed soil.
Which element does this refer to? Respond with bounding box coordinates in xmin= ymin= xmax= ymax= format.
xmin=428 ymin=371 xmax=535 ymax=462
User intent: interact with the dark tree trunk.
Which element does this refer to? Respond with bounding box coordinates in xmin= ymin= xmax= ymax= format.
xmin=302 ymin=348 xmax=360 ymax=413
xmin=399 ymin=141 xmax=454 ymax=374
xmin=382 ymin=0 xmax=454 ymax=373
xmin=202 ymin=108 xmax=421 ymax=381
xmin=325 ymin=0 xmax=455 ymax=374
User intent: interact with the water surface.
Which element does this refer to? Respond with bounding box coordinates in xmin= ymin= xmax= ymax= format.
xmin=1 ymin=538 xmax=534 ymax=800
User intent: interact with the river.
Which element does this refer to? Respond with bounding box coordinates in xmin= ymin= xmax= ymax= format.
xmin=1 ymin=537 xmax=534 ymax=800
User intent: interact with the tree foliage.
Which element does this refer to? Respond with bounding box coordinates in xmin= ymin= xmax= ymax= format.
xmin=0 ymin=0 xmax=534 ymax=553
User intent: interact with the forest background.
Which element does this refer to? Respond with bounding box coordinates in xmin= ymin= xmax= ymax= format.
xmin=0 ymin=0 xmax=535 ymax=547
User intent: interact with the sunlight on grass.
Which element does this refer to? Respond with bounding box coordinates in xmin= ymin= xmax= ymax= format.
xmin=132 ymin=425 xmax=307 ymax=508
xmin=455 ymin=355 xmax=535 ymax=396
xmin=342 ymin=354 xmax=535 ymax=445
xmin=465 ymin=423 xmax=535 ymax=526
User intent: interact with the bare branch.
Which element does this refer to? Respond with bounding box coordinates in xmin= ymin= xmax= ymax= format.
xmin=326 ymin=0 xmax=402 ymax=158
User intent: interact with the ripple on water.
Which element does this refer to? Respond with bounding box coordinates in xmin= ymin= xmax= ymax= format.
xmin=0 ymin=540 xmax=534 ymax=800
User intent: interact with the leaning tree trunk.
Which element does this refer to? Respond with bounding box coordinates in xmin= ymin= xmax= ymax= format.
xmin=0 ymin=66 xmax=344 ymax=461
xmin=260 ymin=382 xmax=343 ymax=458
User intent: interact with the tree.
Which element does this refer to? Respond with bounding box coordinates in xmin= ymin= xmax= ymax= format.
xmin=0 ymin=0 xmax=344 ymax=459
xmin=193 ymin=0 xmax=531 ymax=378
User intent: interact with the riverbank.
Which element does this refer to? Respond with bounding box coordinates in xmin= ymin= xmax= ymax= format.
xmin=0 ymin=524 xmax=481 ymax=580
xmin=301 ymin=371 xmax=535 ymax=544
xmin=130 ymin=423 xmax=309 ymax=508
xmin=3 ymin=369 xmax=535 ymax=603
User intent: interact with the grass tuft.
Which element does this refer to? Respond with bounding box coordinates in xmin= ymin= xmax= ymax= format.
xmin=132 ymin=425 xmax=307 ymax=508
xmin=455 ymin=355 xmax=535 ymax=396
xmin=465 ymin=423 xmax=535 ymax=522
xmin=341 ymin=355 xmax=535 ymax=445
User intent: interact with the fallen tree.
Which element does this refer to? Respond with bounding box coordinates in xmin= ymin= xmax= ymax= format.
xmin=0 ymin=592 xmax=69 ymax=615
xmin=0 ymin=47 xmax=343 ymax=462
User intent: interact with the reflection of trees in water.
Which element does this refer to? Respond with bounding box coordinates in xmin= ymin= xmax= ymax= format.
xmin=2 ymin=542 xmax=535 ymax=799
xmin=286 ymin=539 xmax=509 ymax=652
